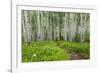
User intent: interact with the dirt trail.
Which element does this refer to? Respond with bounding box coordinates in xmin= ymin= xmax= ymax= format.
xmin=70 ymin=52 xmax=83 ymax=60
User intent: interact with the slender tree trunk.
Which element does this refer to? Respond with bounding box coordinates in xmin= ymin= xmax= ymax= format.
xmin=24 ymin=11 xmax=32 ymax=43
xmin=22 ymin=11 xmax=27 ymax=42
xmin=57 ymin=13 xmax=60 ymax=40
xmin=37 ymin=11 xmax=41 ymax=40
xmin=64 ymin=13 xmax=68 ymax=41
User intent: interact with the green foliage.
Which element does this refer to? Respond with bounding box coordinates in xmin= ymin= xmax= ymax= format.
xmin=22 ymin=41 xmax=90 ymax=62
xmin=85 ymin=33 xmax=90 ymax=42
xmin=59 ymin=42 xmax=90 ymax=59
xmin=22 ymin=41 xmax=70 ymax=62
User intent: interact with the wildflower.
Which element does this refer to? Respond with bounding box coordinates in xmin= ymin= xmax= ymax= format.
xmin=33 ymin=54 xmax=36 ymax=57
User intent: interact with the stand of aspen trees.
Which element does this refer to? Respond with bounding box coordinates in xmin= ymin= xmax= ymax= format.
xmin=21 ymin=10 xmax=90 ymax=43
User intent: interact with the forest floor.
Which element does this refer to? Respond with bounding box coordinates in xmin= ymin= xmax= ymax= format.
xmin=22 ymin=41 xmax=89 ymax=62
xmin=64 ymin=48 xmax=84 ymax=60
xmin=70 ymin=52 xmax=84 ymax=60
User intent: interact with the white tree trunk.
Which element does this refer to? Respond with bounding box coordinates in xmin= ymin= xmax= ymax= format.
xmin=24 ymin=11 xmax=32 ymax=43
xmin=37 ymin=11 xmax=41 ymax=40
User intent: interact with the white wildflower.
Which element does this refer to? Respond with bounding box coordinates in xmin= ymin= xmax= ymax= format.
xmin=33 ymin=54 xmax=36 ymax=57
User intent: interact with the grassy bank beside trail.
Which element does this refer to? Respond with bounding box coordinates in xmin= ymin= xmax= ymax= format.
xmin=22 ymin=41 xmax=90 ymax=62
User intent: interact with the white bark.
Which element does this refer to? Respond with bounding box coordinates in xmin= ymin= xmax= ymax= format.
xmin=24 ymin=11 xmax=32 ymax=42
xmin=37 ymin=11 xmax=41 ymax=40
xmin=22 ymin=11 xmax=90 ymax=42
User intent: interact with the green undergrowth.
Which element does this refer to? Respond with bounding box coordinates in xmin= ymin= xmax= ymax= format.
xmin=58 ymin=41 xmax=90 ymax=59
xmin=22 ymin=41 xmax=70 ymax=62
xmin=22 ymin=41 xmax=90 ymax=62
